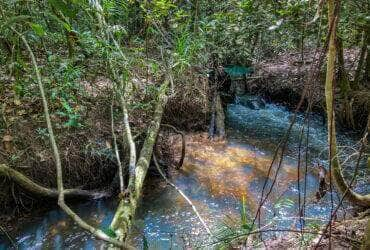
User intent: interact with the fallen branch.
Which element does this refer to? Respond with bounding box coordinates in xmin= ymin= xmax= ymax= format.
xmin=0 ymin=164 xmax=109 ymax=199
xmin=153 ymin=153 xmax=213 ymax=237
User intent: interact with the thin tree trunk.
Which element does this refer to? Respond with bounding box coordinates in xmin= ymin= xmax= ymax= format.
xmin=110 ymin=82 xmax=169 ymax=242
xmin=324 ymin=1 xmax=370 ymax=208
xmin=353 ymin=30 xmax=367 ymax=89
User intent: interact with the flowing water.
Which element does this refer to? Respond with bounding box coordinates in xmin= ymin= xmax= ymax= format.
xmin=1 ymin=95 xmax=366 ymax=249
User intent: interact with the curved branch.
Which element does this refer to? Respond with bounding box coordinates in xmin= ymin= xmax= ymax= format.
xmin=16 ymin=29 xmax=124 ymax=247
xmin=324 ymin=3 xmax=370 ymax=207
xmin=160 ymin=124 xmax=186 ymax=169
xmin=0 ymin=164 xmax=109 ymax=199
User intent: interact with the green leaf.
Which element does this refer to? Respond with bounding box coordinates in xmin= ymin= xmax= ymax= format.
xmin=0 ymin=15 xmax=31 ymax=31
xmin=102 ymin=227 xmax=117 ymax=238
xmin=30 ymin=23 xmax=45 ymax=37
xmin=48 ymin=0 xmax=77 ymax=19
xmin=62 ymin=22 xmax=72 ymax=32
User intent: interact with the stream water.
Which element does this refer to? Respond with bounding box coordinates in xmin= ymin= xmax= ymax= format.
xmin=0 ymin=95 xmax=367 ymax=249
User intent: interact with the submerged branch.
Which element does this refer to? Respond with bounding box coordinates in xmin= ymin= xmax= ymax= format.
xmin=153 ymin=154 xmax=213 ymax=237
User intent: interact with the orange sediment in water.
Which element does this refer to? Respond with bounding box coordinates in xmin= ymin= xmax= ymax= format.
xmin=174 ymin=133 xmax=300 ymax=212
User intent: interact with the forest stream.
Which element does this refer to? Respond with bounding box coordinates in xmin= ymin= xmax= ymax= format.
xmin=1 ymin=95 xmax=367 ymax=249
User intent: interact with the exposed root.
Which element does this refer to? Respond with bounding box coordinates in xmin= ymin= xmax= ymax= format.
xmin=160 ymin=124 xmax=185 ymax=169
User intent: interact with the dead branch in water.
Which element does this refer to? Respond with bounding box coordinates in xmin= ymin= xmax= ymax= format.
xmin=153 ymin=153 xmax=214 ymax=237
xmin=109 ymin=81 xmax=169 ymax=243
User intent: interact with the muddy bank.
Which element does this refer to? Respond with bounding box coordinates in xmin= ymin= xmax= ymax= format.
xmin=0 ymin=71 xmax=210 ymax=233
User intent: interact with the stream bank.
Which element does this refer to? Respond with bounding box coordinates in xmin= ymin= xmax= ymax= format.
xmin=1 ymin=92 xmax=368 ymax=249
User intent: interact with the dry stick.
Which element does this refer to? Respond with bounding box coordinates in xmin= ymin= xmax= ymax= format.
xmin=111 ymin=103 xmax=124 ymax=193
xmin=314 ymin=132 xmax=368 ymax=249
xmin=152 ymin=154 xmax=214 ymax=238
xmin=296 ymin=111 xmax=307 ymax=236
xmin=301 ymin=111 xmax=311 ymax=234
xmin=16 ymin=30 xmax=124 ymax=247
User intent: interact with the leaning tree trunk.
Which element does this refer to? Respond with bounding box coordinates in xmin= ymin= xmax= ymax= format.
xmin=109 ymin=82 xmax=168 ymax=242
xmin=325 ymin=0 xmax=370 ymax=207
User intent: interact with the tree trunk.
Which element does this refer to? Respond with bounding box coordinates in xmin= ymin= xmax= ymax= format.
xmin=336 ymin=36 xmax=355 ymax=128
xmin=110 ymin=82 xmax=169 ymax=242
xmin=325 ymin=0 xmax=370 ymax=207
xmin=353 ymin=30 xmax=367 ymax=89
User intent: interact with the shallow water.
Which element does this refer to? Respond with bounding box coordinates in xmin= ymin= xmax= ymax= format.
xmin=0 ymin=95 xmax=366 ymax=249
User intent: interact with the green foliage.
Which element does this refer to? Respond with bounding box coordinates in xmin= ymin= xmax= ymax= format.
xmin=102 ymin=227 xmax=117 ymax=238
xmin=30 ymin=23 xmax=45 ymax=37
xmin=46 ymin=59 xmax=84 ymax=128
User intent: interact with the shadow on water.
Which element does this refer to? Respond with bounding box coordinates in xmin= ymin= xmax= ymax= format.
xmin=1 ymin=95 xmax=367 ymax=249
